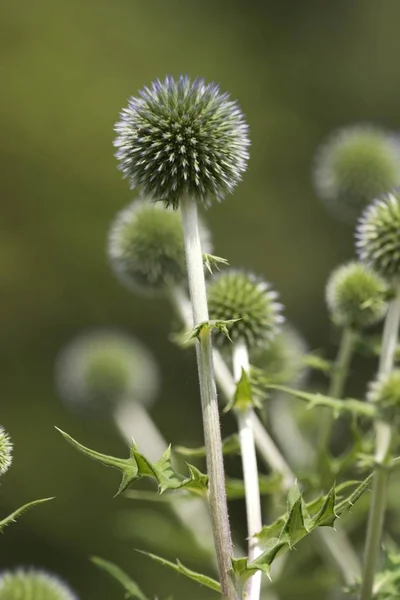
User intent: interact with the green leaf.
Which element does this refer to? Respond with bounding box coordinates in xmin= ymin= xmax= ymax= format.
xmin=226 ymin=473 xmax=283 ymax=500
xmin=186 ymin=319 xmax=240 ymax=343
xmin=0 ymin=497 xmax=54 ymax=532
xmin=174 ymin=434 xmax=240 ymax=458
xmin=224 ymin=368 xmax=253 ymax=412
xmin=302 ymin=354 xmax=333 ymax=374
xmin=202 ymin=253 xmax=229 ymax=274
xmin=137 ymin=550 xmax=221 ymax=594
xmin=91 ymin=557 xmax=149 ymax=600
xmin=57 ymin=428 xmax=208 ymax=497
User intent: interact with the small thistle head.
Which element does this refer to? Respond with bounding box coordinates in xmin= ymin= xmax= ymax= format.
xmin=367 ymin=369 xmax=400 ymax=420
xmin=325 ymin=262 xmax=388 ymax=329
xmin=114 ymin=76 xmax=250 ymax=209
xmin=207 ymin=270 xmax=284 ymax=348
xmin=314 ymin=125 xmax=400 ymax=219
xmin=108 ymin=199 xmax=211 ymax=295
xmin=356 ymin=191 xmax=400 ymax=280
xmin=55 ymin=330 xmax=160 ymax=416
xmin=0 ymin=427 xmax=12 ymax=476
xmin=0 ymin=568 xmax=78 ymax=600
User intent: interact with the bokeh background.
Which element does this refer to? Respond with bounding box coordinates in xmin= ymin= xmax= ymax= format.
xmin=2 ymin=1 xmax=400 ymax=598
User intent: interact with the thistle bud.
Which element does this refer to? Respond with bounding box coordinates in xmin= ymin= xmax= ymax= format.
xmin=55 ymin=330 xmax=159 ymax=416
xmin=207 ymin=270 xmax=284 ymax=348
xmin=114 ymin=76 xmax=250 ymax=209
xmin=0 ymin=569 xmax=78 ymax=600
xmin=314 ymin=125 xmax=400 ymax=220
xmin=325 ymin=262 xmax=388 ymax=329
xmin=0 ymin=426 xmax=12 ymax=476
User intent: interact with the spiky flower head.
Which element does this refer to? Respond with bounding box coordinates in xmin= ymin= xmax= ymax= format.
xmin=114 ymin=76 xmax=250 ymax=209
xmin=367 ymin=369 xmax=400 ymax=421
xmin=356 ymin=191 xmax=400 ymax=280
xmin=108 ymin=198 xmax=211 ymax=295
xmin=207 ymin=270 xmax=284 ymax=348
xmin=325 ymin=262 xmax=388 ymax=329
xmin=314 ymin=125 xmax=400 ymax=219
xmin=0 ymin=426 xmax=12 ymax=476
xmin=0 ymin=568 xmax=78 ymax=600
xmin=55 ymin=330 xmax=159 ymax=415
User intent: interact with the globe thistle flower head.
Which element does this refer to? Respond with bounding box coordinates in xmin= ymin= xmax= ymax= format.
xmin=367 ymin=369 xmax=400 ymax=420
xmin=314 ymin=125 xmax=400 ymax=220
xmin=0 ymin=568 xmax=78 ymax=600
xmin=108 ymin=199 xmax=211 ymax=295
xmin=356 ymin=191 xmax=400 ymax=280
xmin=207 ymin=270 xmax=284 ymax=349
xmin=114 ymin=76 xmax=250 ymax=209
xmin=325 ymin=261 xmax=388 ymax=329
xmin=55 ymin=330 xmax=160 ymax=416
xmin=0 ymin=426 xmax=12 ymax=476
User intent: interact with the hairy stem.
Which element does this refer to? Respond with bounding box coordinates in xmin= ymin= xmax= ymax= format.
xmin=180 ymin=196 xmax=237 ymax=600
xmin=360 ymin=288 xmax=400 ymax=600
xmin=233 ymin=340 xmax=263 ymax=600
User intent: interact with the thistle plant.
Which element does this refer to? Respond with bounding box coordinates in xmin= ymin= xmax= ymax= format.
xmin=0 ymin=569 xmax=78 ymax=600
xmin=0 ymin=426 xmax=13 ymax=476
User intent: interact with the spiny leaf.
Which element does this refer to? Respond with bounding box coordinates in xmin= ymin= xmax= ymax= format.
xmin=174 ymin=434 xmax=240 ymax=458
xmin=57 ymin=428 xmax=208 ymax=497
xmin=202 ymin=253 xmax=229 ymax=274
xmin=0 ymin=497 xmax=54 ymax=532
xmin=136 ymin=550 xmax=221 ymax=594
xmin=186 ymin=319 xmax=240 ymax=343
xmin=265 ymin=385 xmax=377 ymax=418
xmin=91 ymin=557 xmax=149 ymax=600
xmin=224 ymin=368 xmax=253 ymax=412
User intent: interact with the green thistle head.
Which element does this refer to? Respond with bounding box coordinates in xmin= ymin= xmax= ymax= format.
xmin=0 ymin=426 xmax=12 ymax=476
xmin=55 ymin=330 xmax=159 ymax=415
xmin=207 ymin=270 xmax=284 ymax=348
xmin=0 ymin=569 xmax=78 ymax=600
xmin=356 ymin=191 xmax=400 ymax=280
xmin=108 ymin=198 xmax=211 ymax=295
xmin=314 ymin=125 xmax=400 ymax=219
xmin=368 ymin=369 xmax=400 ymax=420
xmin=114 ymin=76 xmax=250 ymax=209
xmin=325 ymin=262 xmax=388 ymax=329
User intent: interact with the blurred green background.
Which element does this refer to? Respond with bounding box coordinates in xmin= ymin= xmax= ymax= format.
xmin=2 ymin=1 xmax=400 ymax=598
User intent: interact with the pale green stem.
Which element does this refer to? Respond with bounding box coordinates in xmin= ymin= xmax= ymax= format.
xmin=233 ymin=340 xmax=263 ymax=600
xmin=360 ymin=287 xmax=400 ymax=600
xmin=180 ymin=196 xmax=237 ymax=600
xmin=318 ymin=327 xmax=357 ymax=453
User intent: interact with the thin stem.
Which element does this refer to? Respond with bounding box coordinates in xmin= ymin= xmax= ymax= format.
xmin=318 ymin=327 xmax=357 ymax=453
xmin=180 ymin=196 xmax=237 ymax=600
xmin=360 ymin=288 xmax=400 ymax=600
xmin=233 ymin=340 xmax=263 ymax=600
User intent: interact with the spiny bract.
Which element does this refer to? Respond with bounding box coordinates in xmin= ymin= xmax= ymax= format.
xmin=0 ymin=569 xmax=78 ymax=600
xmin=356 ymin=191 xmax=400 ymax=279
xmin=207 ymin=270 xmax=284 ymax=348
xmin=108 ymin=198 xmax=211 ymax=295
xmin=0 ymin=426 xmax=12 ymax=476
xmin=114 ymin=76 xmax=250 ymax=209
xmin=314 ymin=125 xmax=400 ymax=220
xmin=325 ymin=262 xmax=388 ymax=329
xmin=55 ymin=330 xmax=159 ymax=415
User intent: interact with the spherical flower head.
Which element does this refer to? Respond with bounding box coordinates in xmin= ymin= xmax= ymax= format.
xmin=108 ymin=198 xmax=212 ymax=295
xmin=325 ymin=261 xmax=388 ymax=329
xmin=55 ymin=330 xmax=160 ymax=416
xmin=0 ymin=426 xmax=12 ymax=476
xmin=0 ymin=568 xmax=78 ymax=600
xmin=356 ymin=191 xmax=400 ymax=280
xmin=114 ymin=76 xmax=250 ymax=209
xmin=207 ymin=270 xmax=284 ymax=348
xmin=314 ymin=125 xmax=400 ymax=220
xmin=367 ymin=369 xmax=400 ymax=421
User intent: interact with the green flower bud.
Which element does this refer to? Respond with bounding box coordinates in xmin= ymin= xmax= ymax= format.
xmin=356 ymin=191 xmax=400 ymax=280
xmin=314 ymin=125 xmax=400 ymax=220
xmin=0 ymin=569 xmax=78 ymax=600
xmin=114 ymin=76 xmax=250 ymax=209
xmin=108 ymin=198 xmax=211 ymax=295
xmin=325 ymin=262 xmax=388 ymax=329
xmin=0 ymin=426 xmax=12 ymax=476
xmin=55 ymin=330 xmax=159 ymax=415
xmin=367 ymin=369 xmax=400 ymax=420
xmin=207 ymin=270 xmax=284 ymax=348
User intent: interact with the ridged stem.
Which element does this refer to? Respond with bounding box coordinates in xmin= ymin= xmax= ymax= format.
xmin=180 ymin=196 xmax=237 ymax=600
xmin=233 ymin=340 xmax=263 ymax=600
xmin=360 ymin=287 xmax=400 ymax=600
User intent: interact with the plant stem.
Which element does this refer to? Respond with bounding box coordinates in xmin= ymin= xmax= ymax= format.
xmin=360 ymin=288 xmax=400 ymax=600
xmin=180 ymin=196 xmax=237 ymax=600
xmin=233 ymin=340 xmax=263 ymax=600
xmin=318 ymin=327 xmax=357 ymax=453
